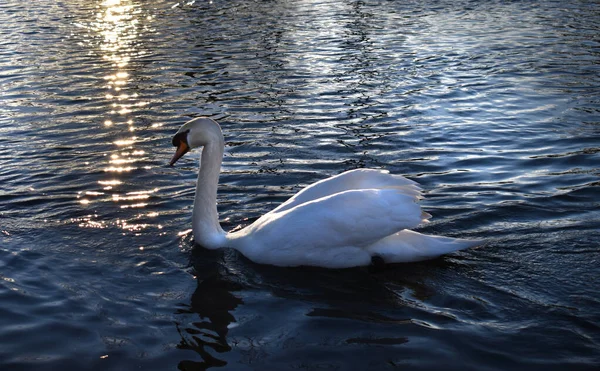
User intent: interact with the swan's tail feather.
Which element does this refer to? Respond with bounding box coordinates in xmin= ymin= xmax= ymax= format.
xmin=366 ymin=230 xmax=484 ymax=263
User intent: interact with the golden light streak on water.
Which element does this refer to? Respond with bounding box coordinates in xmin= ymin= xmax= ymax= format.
xmin=78 ymin=0 xmax=161 ymax=215
xmin=113 ymin=138 xmax=136 ymax=146
xmin=98 ymin=180 xmax=122 ymax=186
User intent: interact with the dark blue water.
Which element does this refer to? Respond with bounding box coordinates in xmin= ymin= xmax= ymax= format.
xmin=1 ymin=0 xmax=599 ymax=369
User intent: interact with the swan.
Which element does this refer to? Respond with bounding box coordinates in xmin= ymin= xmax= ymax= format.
xmin=169 ymin=117 xmax=483 ymax=268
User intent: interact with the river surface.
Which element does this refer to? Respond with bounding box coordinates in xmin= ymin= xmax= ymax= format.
xmin=1 ymin=0 xmax=599 ymax=370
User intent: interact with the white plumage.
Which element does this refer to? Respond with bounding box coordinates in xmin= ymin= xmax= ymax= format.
xmin=170 ymin=117 xmax=483 ymax=268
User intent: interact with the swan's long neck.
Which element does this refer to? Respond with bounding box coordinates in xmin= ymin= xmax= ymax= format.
xmin=192 ymin=138 xmax=227 ymax=249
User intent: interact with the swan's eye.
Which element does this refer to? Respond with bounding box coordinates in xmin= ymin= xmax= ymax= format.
xmin=172 ymin=130 xmax=190 ymax=147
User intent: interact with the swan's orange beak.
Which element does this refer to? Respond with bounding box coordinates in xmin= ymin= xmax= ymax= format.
xmin=169 ymin=140 xmax=189 ymax=166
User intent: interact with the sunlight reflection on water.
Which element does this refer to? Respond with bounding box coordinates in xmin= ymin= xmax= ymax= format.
xmin=74 ymin=0 xmax=162 ymax=222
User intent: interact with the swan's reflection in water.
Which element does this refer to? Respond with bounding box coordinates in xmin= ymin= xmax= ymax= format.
xmin=174 ymin=242 xmax=462 ymax=370
xmin=176 ymin=250 xmax=243 ymax=371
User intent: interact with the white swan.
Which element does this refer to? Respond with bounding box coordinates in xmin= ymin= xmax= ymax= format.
xmin=170 ymin=117 xmax=483 ymax=268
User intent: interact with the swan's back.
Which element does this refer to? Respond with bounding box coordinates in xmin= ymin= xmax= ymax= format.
xmin=273 ymin=169 xmax=422 ymax=213
xmin=228 ymin=187 xmax=432 ymax=267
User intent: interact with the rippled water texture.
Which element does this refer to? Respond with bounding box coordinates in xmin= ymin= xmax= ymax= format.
xmin=1 ymin=0 xmax=599 ymax=370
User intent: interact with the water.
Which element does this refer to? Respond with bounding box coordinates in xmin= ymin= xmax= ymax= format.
xmin=1 ymin=0 xmax=599 ymax=369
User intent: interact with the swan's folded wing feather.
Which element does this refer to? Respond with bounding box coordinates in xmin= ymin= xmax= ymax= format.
xmin=273 ymin=169 xmax=422 ymax=213
xmin=245 ymin=188 xmax=428 ymax=253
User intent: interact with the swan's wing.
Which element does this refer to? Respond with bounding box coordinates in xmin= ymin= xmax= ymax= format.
xmin=272 ymin=169 xmax=422 ymax=214
xmin=233 ymin=188 xmax=430 ymax=267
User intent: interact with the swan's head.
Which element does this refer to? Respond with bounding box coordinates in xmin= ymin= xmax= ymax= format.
xmin=169 ymin=117 xmax=223 ymax=166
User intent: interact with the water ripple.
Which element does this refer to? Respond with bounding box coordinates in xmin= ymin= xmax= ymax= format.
xmin=1 ymin=0 xmax=599 ymax=370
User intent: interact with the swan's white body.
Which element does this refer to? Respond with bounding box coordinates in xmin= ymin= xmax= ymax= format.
xmin=170 ymin=118 xmax=483 ymax=268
